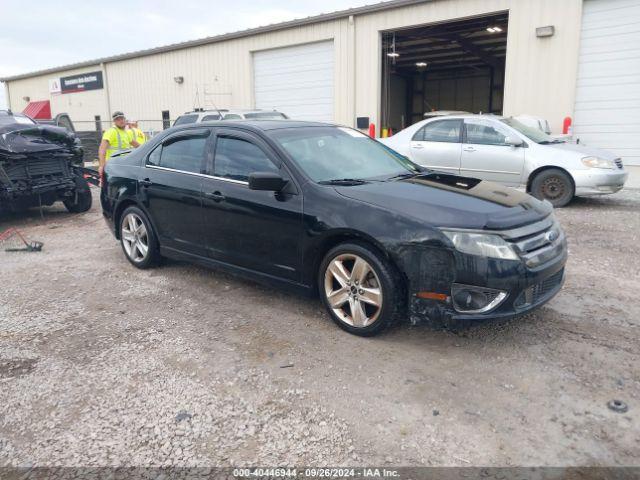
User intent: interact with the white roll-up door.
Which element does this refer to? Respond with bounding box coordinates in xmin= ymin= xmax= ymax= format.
xmin=574 ymin=0 xmax=640 ymax=165
xmin=253 ymin=41 xmax=334 ymax=122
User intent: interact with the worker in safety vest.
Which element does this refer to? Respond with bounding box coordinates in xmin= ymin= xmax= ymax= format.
xmin=127 ymin=120 xmax=147 ymax=146
xmin=98 ymin=111 xmax=139 ymax=177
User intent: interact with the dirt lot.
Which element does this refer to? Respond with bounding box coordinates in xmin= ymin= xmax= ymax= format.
xmin=1 ymin=187 xmax=639 ymax=468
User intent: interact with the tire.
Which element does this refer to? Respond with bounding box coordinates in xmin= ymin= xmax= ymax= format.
xmin=530 ymin=169 xmax=575 ymax=208
xmin=63 ymin=175 xmax=92 ymax=213
xmin=318 ymin=242 xmax=402 ymax=337
xmin=119 ymin=206 xmax=160 ymax=269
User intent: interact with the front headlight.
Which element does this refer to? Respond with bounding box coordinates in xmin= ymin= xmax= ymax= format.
xmin=442 ymin=231 xmax=519 ymax=260
xmin=582 ymin=156 xmax=615 ymax=169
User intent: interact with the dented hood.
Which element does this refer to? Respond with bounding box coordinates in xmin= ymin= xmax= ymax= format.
xmin=0 ymin=123 xmax=78 ymax=155
xmin=334 ymin=173 xmax=552 ymax=230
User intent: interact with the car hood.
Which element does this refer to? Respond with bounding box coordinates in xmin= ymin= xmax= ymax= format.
xmin=548 ymin=142 xmax=618 ymax=161
xmin=334 ymin=173 xmax=552 ymax=230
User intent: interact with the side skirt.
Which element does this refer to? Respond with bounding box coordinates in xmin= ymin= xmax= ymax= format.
xmin=160 ymin=246 xmax=314 ymax=297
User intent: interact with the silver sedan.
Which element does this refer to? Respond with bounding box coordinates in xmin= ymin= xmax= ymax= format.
xmin=380 ymin=115 xmax=628 ymax=207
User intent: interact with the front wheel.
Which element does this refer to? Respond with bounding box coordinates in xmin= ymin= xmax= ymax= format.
xmin=319 ymin=242 xmax=402 ymax=337
xmin=63 ymin=175 xmax=92 ymax=213
xmin=530 ymin=169 xmax=575 ymax=208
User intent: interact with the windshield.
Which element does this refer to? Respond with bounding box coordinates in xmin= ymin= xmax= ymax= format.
xmin=245 ymin=112 xmax=288 ymax=120
xmin=0 ymin=113 xmax=36 ymax=126
xmin=272 ymin=126 xmax=420 ymax=183
xmin=500 ymin=117 xmax=562 ymax=144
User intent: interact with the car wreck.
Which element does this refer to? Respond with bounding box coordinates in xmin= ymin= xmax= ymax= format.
xmin=0 ymin=110 xmax=92 ymax=213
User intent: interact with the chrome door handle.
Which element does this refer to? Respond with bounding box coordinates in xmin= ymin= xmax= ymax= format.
xmin=463 ymin=147 xmax=476 ymax=152
xmin=411 ymin=144 xmax=424 ymax=149
xmin=205 ymin=191 xmax=225 ymax=202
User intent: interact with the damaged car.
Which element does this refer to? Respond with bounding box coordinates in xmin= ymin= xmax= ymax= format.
xmin=0 ymin=110 xmax=91 ymax=213
xmin=102 ymin=121 xmax=567 ymax=336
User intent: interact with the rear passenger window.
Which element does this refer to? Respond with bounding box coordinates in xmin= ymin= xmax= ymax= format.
xmin=413 ymin=120 xmax=461 ymax=143
xmin=213 ymin=136 xmax=279 ymax=182
xmin=147 ymin=133 xmax=208 ymax=173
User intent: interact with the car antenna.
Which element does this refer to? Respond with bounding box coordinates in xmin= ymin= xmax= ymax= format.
xmin=211 ymin=101 xmax=224 ymax=119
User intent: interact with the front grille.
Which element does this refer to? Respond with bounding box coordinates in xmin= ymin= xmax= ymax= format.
xmin=514 ymin=268 xmax=564 ymax=309
xmin=614 ymin=158 xmax=623 ymax=169
xmin=2 ymin=155 xmax=70 ymax=183
xmin=498 ymin=216 xmax=565 ymax=268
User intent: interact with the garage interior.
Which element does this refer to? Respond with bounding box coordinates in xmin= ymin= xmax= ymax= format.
xmin=381 ymin=12 xmax=509 ymax=134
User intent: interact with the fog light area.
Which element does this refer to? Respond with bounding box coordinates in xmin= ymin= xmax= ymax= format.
xmin=451 ymin=283 xmax=507 ymax=314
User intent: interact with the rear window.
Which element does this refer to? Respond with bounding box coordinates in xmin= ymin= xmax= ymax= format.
xmin=147 ymin=132 xmax=209 ymax=173
xmin=173 ymin=115 xmax=199 ymax=126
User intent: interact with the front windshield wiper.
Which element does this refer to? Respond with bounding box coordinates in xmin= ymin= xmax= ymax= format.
xmin=318 ymin=178 xmax=369 ymax=186
xmin=387 ymin=171 xmax=423 ymax=181
xmin=538 ymin=139 xmax=565 ymax=145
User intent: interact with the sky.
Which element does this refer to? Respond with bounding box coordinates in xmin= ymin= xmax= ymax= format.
xmin=0 ymin=0 xmax=378 ymax=109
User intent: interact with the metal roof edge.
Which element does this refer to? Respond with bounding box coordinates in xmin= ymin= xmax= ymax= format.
xmin=0 ymin=0 xmax=430 ymax=83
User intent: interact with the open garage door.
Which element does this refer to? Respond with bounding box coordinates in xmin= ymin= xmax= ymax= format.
xmin=253 ymin=41 xmax=334 ymax=122
xmin=380 ymin=12 xmax=508 ymax=134
xmin=573 ymin=0 xmax=640 ymax=166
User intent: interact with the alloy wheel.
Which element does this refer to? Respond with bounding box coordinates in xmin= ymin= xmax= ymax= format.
xmin=121 ymin=213 xmax=149 ymax=263
xmin=324 ymin=253 xmax=383 ymax=328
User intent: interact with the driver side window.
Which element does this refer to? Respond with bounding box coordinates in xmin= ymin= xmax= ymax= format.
xmin=465 ymin=121 xmax=509 ymax=146
xmin=213 ymin=136 xmax=279 ymax=182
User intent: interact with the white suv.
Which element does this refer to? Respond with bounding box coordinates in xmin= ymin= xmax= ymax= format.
xmin=174 ymin=109 xmax=288 ymax=126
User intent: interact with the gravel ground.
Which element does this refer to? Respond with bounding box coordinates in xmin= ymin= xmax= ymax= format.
xmin=0 ymin=187 xmax=639 ymax=468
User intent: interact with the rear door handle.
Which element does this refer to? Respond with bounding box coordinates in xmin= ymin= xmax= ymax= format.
xmin=411 ymin=143 xmax=424 ymax=149
xmin=140 ymin=178 xmax=153 ymax=187
xmin=463 ymin=147 xmax=476 ymax=152
xmin=205 ymin=191 xmax=225 ymax=202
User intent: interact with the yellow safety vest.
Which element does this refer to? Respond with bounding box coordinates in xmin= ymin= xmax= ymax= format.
xmin=103 ymin=126 xmax=132 ymax=161
xmin=127 ymin=127 xmax=147 ymax=145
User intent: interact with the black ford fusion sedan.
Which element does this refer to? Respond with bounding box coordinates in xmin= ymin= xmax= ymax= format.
xmin=101 ymin=120 xmax=567 ymax=336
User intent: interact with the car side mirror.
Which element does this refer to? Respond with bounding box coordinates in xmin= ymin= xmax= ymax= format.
xmin=248 ymin=172 xmax=288 ymax=191
xmin=505 ymin=136 xmax=524 ymax=147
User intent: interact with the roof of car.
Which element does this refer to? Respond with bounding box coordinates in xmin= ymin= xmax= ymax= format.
xmin=180 ymin=119 xmax=334 ymax=131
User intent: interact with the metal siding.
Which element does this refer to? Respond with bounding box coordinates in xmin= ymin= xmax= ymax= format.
xmin=104 ymin=18 xmax=349 ymax=127
xmin=5 ymin=0 xmax=583 ymax=134
xmin=354 ymin=0 xmax=583 ymax=133
xmin=6 ymin=65 xmax=107 ymax=122
xmin=573 ymin=0 xmax=640 ymax=165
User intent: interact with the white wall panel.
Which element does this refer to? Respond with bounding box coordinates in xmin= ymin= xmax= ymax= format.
xmin=573 ymin=0 xmax=640 ymax=165
xmin=254 ymin=41 xmax=334 ymax=121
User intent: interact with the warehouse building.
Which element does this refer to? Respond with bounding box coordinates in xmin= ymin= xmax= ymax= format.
xmin=2 ymin=0 xmax=639 ymax=165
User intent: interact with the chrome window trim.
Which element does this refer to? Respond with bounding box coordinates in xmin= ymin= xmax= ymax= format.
xmin=144 ymin=164 xmax=249 ymax=185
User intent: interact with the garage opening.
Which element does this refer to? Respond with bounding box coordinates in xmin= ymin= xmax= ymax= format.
xmin=380 ymin=12 xmax=508 ymax=134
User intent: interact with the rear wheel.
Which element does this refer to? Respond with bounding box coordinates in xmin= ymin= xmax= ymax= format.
xmin=119 ymin=206 xmax=160 ymax=269
xmin=530 ymin=169 xmax=574 ymax=208
xmin=319 ymin=242 xmax=401 ymax=336
xmin=63 ymin=175 xmax=92 ymax=213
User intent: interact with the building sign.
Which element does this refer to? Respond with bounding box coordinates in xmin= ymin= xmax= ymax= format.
xmin=60 ymin=71 xmax=103 ymax=94
xmin=48 ymin=78 xmax=61 ymax=94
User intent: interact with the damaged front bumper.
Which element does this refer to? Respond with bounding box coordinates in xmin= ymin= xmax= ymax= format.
xmin=394 ymin=217 xmax=568 ymax=326
xmin=0 ymin=124 xmax=83 ymax=210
